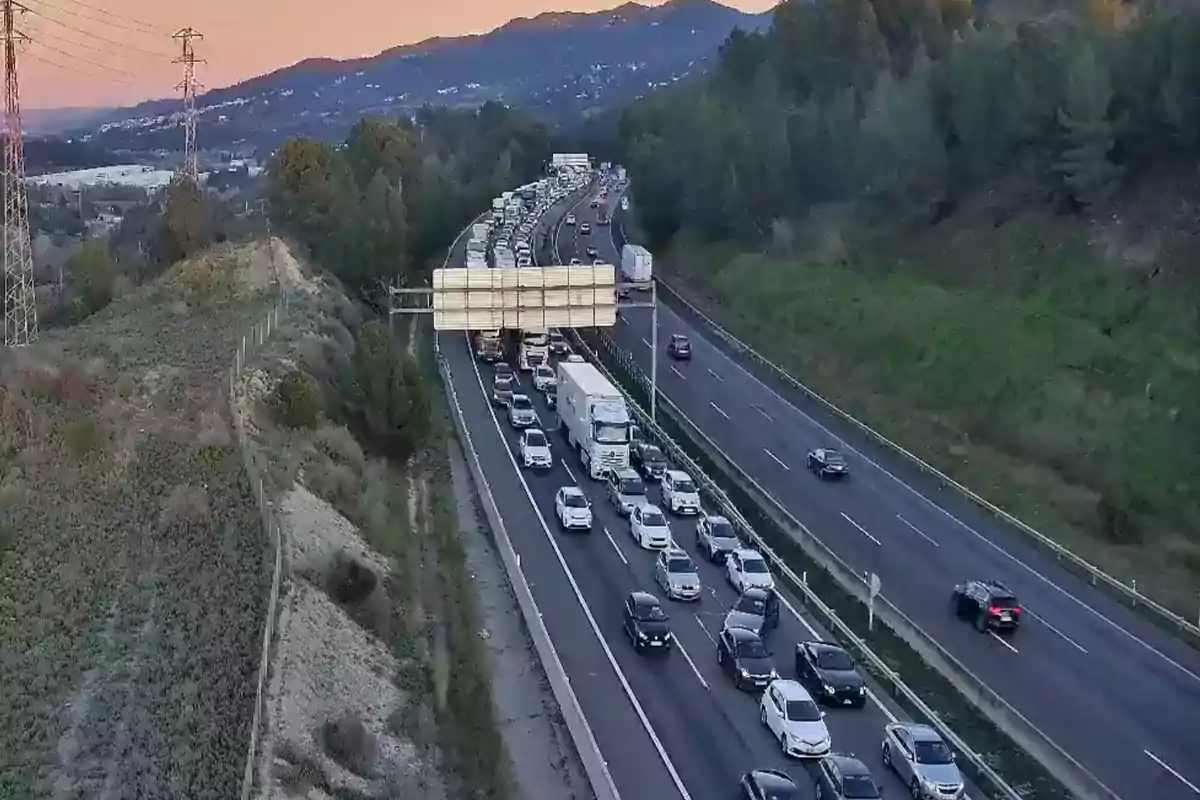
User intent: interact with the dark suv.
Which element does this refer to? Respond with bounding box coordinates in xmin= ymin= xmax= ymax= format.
xmin=952 ymin=580 xmax=1021 ymax=633
xmin=667 ymin=334 xmax=692 ymax=360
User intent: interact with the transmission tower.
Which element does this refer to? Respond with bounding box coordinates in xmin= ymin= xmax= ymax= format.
xmin=2 ymin=0 xmax=36 ymax=347
xmin=172 ymin=27 xmax=204 ymax=182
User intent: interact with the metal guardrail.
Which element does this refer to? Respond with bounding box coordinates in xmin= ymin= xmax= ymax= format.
xmin=652 ymin=278 xmax=1200 ymax=643
xmin=432 ymin=214 xmax=617 ymax=800
xmin=574 ymin=327 xmax=1120 ymax=800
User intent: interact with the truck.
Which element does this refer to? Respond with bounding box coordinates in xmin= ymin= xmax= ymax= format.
xmin=466 ymin=251 xmax=488 ymax=269
xmin=472 ymin=222 xmax=490 ymax=240
xmin=491 ymin=197 xmax=504 ymax=222
xmin=556 ymin=359 xmax=631 ymax=479
xmin=518 ymin=328 xmax=549 ymax=371
xmin=616 ymin=166 xmax=627 ymax=182
xmin=473 ymin=329 xmax=503 ymax=362
xmin=597 ymin=207 xmax=611 ymax=226
xmin=621 ymin=244 xmax=653 ymax=290
xmin=494 ymin=247 xmax=516 ymax=269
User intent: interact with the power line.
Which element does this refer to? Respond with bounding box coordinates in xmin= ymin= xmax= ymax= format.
xmin=26 ymin=0 xmax=167 ymax=42
xmin=24 ymin=47 xmax=127 ymax=84
xmin=23 ymin=2 xmax=171 ymax=59
xmin=52 ymin=0 xmax=166 ymax=35
xmin=22 ymin=9 xmax=168 ymax=62
xmin=26 ymin=36 xmax=136 ymax=80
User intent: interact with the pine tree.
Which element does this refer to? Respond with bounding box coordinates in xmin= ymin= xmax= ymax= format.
xmin=1054 ymin=42 xmax=1122 ymax=207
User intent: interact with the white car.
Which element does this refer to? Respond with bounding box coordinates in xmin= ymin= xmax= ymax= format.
xmin=519 ymin=428 xmax=552 ymax=471
xmin=726 ymin=548 xmax=775 ymax=593
xmin=760 ymin=680 xmax=831 ymax=759
xmin=661 ymin=470 xmax=701 ymax=515
xmin=565 ymin=214 xmax=576 ymax=225
xmin=630 ymin=504 xmax=672 ymax=550
xmin=556 ymin=486 xmax=592 ymax=531
xmin=532 ymin=364 xmax=557 ymax=392
xmin=569 ymin=258 xmax=582 ymax=266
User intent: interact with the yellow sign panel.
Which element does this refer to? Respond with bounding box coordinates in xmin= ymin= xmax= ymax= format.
xmin=432 ymin=265 xmax=618 ymax=330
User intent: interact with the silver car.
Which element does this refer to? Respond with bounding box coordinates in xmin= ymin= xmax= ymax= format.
xmin=694 ymin=514 xmax=740 ymax=563
xmin=881 ymin=722 xmax=964 ymax=799
xmin=605 ymin=467 xmax=647 ymax=517
xmin=654 ymin=547 xmax=701 ymax=601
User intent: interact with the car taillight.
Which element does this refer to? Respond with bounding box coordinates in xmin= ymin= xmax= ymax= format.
xmin=988 ymin=605 xmax=1019 ymax=615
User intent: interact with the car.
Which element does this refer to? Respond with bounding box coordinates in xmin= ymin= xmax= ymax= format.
xmin=623 ymin=591 xmax=672 ymax=653
xmin=517 ymin=255 xmax=532 ymax=267
xmin=491 ymin=377 xmax=513 ymax=408
xmin=695 ymin=514 xmax=741 ymax=563
xmin=661 ymin=469 xmax=701 ymax=515
xmin=605 ymin=466 xmax=647 ymax=517
xmin=951 ymin=579 xmax=1021 ymax=633
xmin=813 ymin=754 xmax=882 ymax=800
xmin=726 ymin=548 xmax=775 ymax=593
xmin=739 ymin=769 xmax=801 ymax=800
xmin=654 ymin=547 xmax=701 ymax=601
xmin=760 ymin=679 xmax=831 ymax=759
xmin=569 ymin=257 xmax=582 ymax=266
xmin=532 ymin=364 xmax=556 ymax=392
xmin=555 ymin=486 xmax=593 ymax=531
xmin=716 ymin=625 xmax=777 ymax=691
xmin=519 ymin=428 xmax=552 ymax=470
xmin=723 ymin=586 xmax=780 ymax=639
xmin=586 ymin=245 xmax=599 ymax=257
xmin=580 ymin=223 xmax=591 ymax=234
xmin=806 ymin=448 xmax=849 ymax=479
xmin=630 ymin=503 xmax=672 ymax=549
xmin=589 ymin=198 xmax=599 ymax=207
xmin=881 ymin=722 xmax=965 ymax=799
xmin=548 ymin=329 xmax=568 ymax=355
xmin=507 ymin=394 xmax=538 ymax=428
xmin=631 ymin=441 xmax=668 ymax=481
xmin=667 ymin=334 xmax=692 ymax=360
xmin=794 ymin=641 xmax=866 ymax=708
xmin=494 ymin=362 xmax=514 ymax=383
xmin=565 ymin=214 xmax=576 ymax=225
xmin=592 ymin=258 xmax=604 ymax=266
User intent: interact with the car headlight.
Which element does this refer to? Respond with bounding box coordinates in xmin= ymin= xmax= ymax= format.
xmin=739 ymin=667 xmax=751 ymax=677
xmin=823 ymin=684 xmax=835 ymax=694
xmin=637 ymin=631 xmax=647 ymax=640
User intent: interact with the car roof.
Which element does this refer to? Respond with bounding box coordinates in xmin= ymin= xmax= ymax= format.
xmin=665 ymin=469 xmax=691 ymax=481
xmin=524 ymin=428 xmax=546 ymax=437
xmin=705 ymin=514 xmax=731 ymax=525
xmin=664 ymin=545 xmax=688 ymax=557
xmin=536 ymin=364 xmax=554 ymax=371
xmin=613 ymin=467 xmax=640 ymax=479
xmin=805 ymin=640 xmax=847 ymax=656
xmin=494 ymin=377 xmax=512 ymax=387
xmin=727 ymin=625 xmax=762 ymax=642
xmin=742 ymin=586 xmax=771 ymax=600
xmin=825 ymin=754 xmax=871 ymax=775
xmin=560 ymin=485 xmax=585 ymax=497
xmin=512 ymin=393 xmax=530 ymax=401
xmin=638 ymin=503 xmax=664 ymax=514
xmin=629 ymin=590 xmax=659 ymax=606
xmin=733 ymin=547 xmax=762 ymax=559
xmin=769 ymin=679 xmax=814 ymax=702
xmin=750 ymin=769 xmax=796 ymax=789
xmin=894 ymin=722 xmax=943 ymax=742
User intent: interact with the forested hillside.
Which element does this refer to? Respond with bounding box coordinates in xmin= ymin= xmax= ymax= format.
xmin=266 ymin=102 xmax=550 ymax=296
xmin=605 ymin=0 xmax=1200 ymax=612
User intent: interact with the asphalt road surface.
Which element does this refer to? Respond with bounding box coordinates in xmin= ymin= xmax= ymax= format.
xmin=554 ymin=188 xmax=1200 ymax=800
xmin=437 ymin=206 xmax=985 ymax=800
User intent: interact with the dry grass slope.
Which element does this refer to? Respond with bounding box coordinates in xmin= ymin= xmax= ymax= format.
xmin=0 ymin=241 xmax=280 ymax=799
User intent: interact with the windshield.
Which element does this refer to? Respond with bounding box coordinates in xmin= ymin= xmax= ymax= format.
xmin=841 ymin=776 xmax=881 ymax=799
xmin=708 ymin=519 xmax=734 ymax=539
xmin=537 ymin=366 xmax=553 ymax=376
xmin=641 ymin=511 xmax=666 ymax=527
xmin=563 ymin=493 xmax=588 ymax=508
xmin=643 ymin=446 xmax=665 ymax=463
xmin=914 ymin=740 xmax=954 ymax=765
xmin=494 ymin=380 xmax=511 ymax=392
xmin=667 ymin=557 xmax=694 ymax=574
xmin=735 ymin=596 xmax=766 ymax=616
xmin=635 ymin=604 xmax=667 ymax=622
xmin=523 ymin=334 xmax=547 ymax=346
xmin=825 ymin=450 xmax=846 ymax=465
xmin=736 ymin=638 xmax=768 ymax=658
xmin=619 ymin=477 xmax=646 ymax=495
xmin=786 ymin=700 xmax=822 ymax=722
xmin=816 ymin=649 xmax=854 ymax=671
xmin=549 ymin=332 xmax=564 ymax=342
xmin=526 ymin=432 xmax=546 ymax=447
xmin=512 ymin=397 xmax=531 ymax=410
xmin=674 ymin=479 xmax=696 ymax=494
xmin=594 ymin=421 xmax=629 ymax=444
xmin=741 ymin=556 xmax=768 ymax=574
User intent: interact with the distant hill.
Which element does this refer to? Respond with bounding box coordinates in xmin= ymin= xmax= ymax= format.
xmin=74 ymin=0 xmax=773 ymax=155
xmin=23 ymin=106 xmax=117 ymax=136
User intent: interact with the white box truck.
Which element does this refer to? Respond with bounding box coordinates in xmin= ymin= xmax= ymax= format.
xmin=556 ymin=359 xmax=631 ymax=479
xmin=472 ymin=222 xmax=489 ymax=240
xmin=466 ymin=251 xmax=488 ymax=269
xmin=620 ymin=244 xmax=653 ymax=290
xmin=494 ymin=247 xmax=516 ymax=269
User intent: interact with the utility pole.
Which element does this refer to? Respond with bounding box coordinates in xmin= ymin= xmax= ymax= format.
xmin=172 ymin=27 xmax=204 ymax=183
xmin=2 ymin=0 xmax=37 ymax=347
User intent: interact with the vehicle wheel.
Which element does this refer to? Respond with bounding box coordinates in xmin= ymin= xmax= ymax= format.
xmin=975 ymin=611 xmax=988 ymax=632
xmin=759 ymin=705 xmax=767 ymax=725
xmin=882 ymin=743 xmax=892 ymax=769
xmin=815 ymin=784 xmax=823 ymax=800
xmin=910 ymin=778 xmax=921 ymax=800
xmin=780 ymin=734 xmax=788 ymax=755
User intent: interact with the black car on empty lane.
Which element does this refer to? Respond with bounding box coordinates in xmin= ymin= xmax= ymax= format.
xmin=806 ymin=447 xmax=849 ymax=479
xmin=795 ymin=640 xmax=867 ymax=708
xmin=623 ymin=591 xmax=672 ymax=654
xmin=952 ymin=579 xmax=1022 ymax=633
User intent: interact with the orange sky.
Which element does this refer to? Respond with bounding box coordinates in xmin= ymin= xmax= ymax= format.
xmin=19 ymin=0 xmax=777 ymax=109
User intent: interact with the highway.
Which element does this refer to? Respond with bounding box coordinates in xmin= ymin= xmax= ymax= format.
xmin=437 ymin=195 xmax=984 ymax=799
xmin=555 ymin=187 xmax=1200 ymax=800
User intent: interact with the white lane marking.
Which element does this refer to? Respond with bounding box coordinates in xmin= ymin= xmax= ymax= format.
xmin=707 ymin=368 xmax=722 ymax=382
xmin=618 ymin=316 xmax=627 ymax=324
xmin=662 ymin=302 xmax=1200 ymax=683
xmin=465 ymin=337 xmax=693 ymax=800
xmin=1145 ymin=750 xmax=1200 ymax=794
xmin=562 ymin=459 xmax=577 ymax=482
xmin=676 ymin=641 xmax=710 ymax=690
xmin=763 ymin=448 xmax=790 ymax=471
xmin=753 ymin=404 xmax=773 ymax=422
xmin=1026 ymin=609 xmax=1087 ymax=654
xmin=990 ymin=632 xmax=1019 ymax=654
xmin=642 ymin=337 xmax=652 ymax=348
xmin=841 ymin=513 xmax=882 ymax=547
xmin=694 ymin=615 xmax=717 ymax=645
xmin=670 ymin=366 xmax=687 ymax=380
xmin=710 ymin=402 xmax=729 ymax=420
xmin=896 ymin=514 xmax=939 ymax=547
xmin=604 ymin=527 xmax=629 ymax=565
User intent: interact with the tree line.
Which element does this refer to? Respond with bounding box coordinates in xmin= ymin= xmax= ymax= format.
xmin=592 ymin=0 xmax=1200 ymax=248
xmin=265 ymin=102 xmax=551 ymax=299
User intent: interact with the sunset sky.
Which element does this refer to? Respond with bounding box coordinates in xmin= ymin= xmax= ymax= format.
xmin=20 ymin=0 xmax=776 ymax=110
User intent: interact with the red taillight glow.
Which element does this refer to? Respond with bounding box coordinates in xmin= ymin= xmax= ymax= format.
xmin=988 ymin=605 xmax=1020 ymax=615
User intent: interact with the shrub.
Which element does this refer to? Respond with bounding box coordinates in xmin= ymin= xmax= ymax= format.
xmin=324 ymin=552 xmax=377 ymax=606
xmin=304 ymin=453 xmax=360 ymax=521
xmin=274 ymin=368 xmax=322 ymax=428
xmin=348 ymin=322 xmax=431 ymax=460
xmin=318 ymin=712 xmax=378 ymax=776
xmin=314 ymin=425 xmax=364 ymax=474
